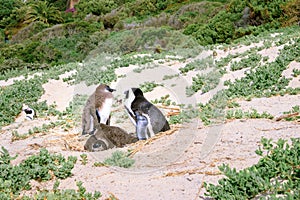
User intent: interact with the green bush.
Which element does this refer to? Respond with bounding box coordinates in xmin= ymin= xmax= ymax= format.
xmin=0 ymin=0 xmax=24 ymax=28
xmin=76 ymin=0 xmax=118 ymax=17
xmin=104 ymin=150 xmax=135 ymax=168
xmin=205 ymin=137 xmax=300 ymax=199
xmin=0 ymin=147 xmax=100 ymax=199
xmin=95 ymin=27 xmax=198 ymax=54
xmin=0 ymin=78 xmax=45 ymax=127
xmin=184 ymin=0 xmax=296 ymax=45
xmin=0 ymin=147 xmax=77 ymax=197
xmin=191 ymin=10 xmax=239 ymax=45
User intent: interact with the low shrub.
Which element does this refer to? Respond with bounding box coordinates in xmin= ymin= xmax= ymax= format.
xmin=205 ymin=137 xmax=300 ymax=199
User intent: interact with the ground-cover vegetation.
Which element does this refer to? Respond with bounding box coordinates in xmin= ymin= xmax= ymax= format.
xmin=195 ymin=26 xmax=300 ymax=125
xmin=103 ymin=150 xmax=135 ymax=168
xmin=24 ymin=181 xmax=101 ymax=200
xmin=281 ymin=105 xmax=300 ymax=122
xmin=186 ymin=70 xmax=222 ymax=96
xmin=205 ymin=137 xmax=300 ymax=199
xmin=179 ymin=57 xmax=213 ymax=74
xmin=225 ymin=109 xmax=273 ymax=120
xmin=0 ymin=1 xmax=300 ymax=198
xmin=139 ymin=81 xmax=163 ymax=93
xmin=229 ymin=53 xmax=262 ymax=71
xmin=1 ymin=0 xmax=298 ymax=75
xmin=0 ymin=77 xmax=45 ymax=127
xmin=0 ymin=147 xmax=102 ymax=199
xmin=0 ymin=62 xmax=78 ymax=128
xmin=225 ymin=38 xmax=300 ymax=98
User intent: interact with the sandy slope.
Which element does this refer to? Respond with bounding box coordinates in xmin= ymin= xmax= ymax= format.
xmin=1 ymin=40 xmax=300 ymax=199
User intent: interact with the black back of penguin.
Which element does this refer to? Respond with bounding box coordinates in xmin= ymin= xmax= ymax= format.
xmin=131 ymin=88 xmax=170 ymax=133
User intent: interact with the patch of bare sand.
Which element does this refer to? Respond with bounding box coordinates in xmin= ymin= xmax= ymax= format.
xmin=212 ymin=41 xmax=264 ymax=61
xmin=257 ymin=45 xmax=283 ymax=63
xmin=12 ymin=119 xmax=299 ymax=200
xmin=236 ymin=94 xmax=300 ymax=116
xmin=2 ymin=36 xmax=300 ymax=199
xmin=39 ymin=79 xmax=75 ymax=112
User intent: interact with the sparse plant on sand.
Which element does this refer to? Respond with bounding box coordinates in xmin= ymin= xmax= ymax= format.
xmin=103 ymin=150 xmax=135 ymax=168
xmin=139 ymin=81 xmax=164 ymax=93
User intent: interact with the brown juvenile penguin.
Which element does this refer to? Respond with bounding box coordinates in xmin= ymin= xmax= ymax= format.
xmin=84 ymin=124 xmax=138 ymax=152
xmin=81 ymin=84 xmax=115 ymax=135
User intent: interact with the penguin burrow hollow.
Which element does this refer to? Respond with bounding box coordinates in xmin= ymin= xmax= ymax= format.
xmin=84 ymin=123 xmax=138 ymax=152
xmin=81 ymin=84 xmax=116 ymax=135
xmin=123 ymin=88 xmax=170 ymax=140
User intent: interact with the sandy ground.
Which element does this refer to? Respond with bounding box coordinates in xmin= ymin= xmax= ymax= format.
xmin=1 ymin=42 xmax=300 ymax=199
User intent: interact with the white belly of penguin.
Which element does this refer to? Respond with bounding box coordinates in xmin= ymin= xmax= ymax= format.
xmin=99 ymin=98 xmax=113 ymax=124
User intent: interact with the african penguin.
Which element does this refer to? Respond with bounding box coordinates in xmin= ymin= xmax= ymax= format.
xmin=84 ymin=123 xmax=138 ymax=152
xmin=22 ymin=104 xmax=35 ymax=120
xmin=123 ymin=88 xmax=170 ymax=140
xmin=81 ymin=84 xmax=115 ymax=135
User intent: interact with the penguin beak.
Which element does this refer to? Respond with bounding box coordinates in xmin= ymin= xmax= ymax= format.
xmin=106 ymin=85 xmax=116 ymax=92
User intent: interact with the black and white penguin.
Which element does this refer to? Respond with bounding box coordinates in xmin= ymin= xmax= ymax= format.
xmin=123 ymin=88 xmax=170 ymax=140
xmin=22 ymin=104 xmax=35 ymax=120
xmin=81 ymin=84 xmax=116 ymax=135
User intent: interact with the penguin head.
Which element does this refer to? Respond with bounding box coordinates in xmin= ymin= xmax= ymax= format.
xmin=105 ymin=85 xmax=116 ymax=93
xmin=84 ymin=135 xmax=108 ymax=152
xmin=132 ymin=88 xmax=144 ymax=97
xmin=96 ymin=84 xmax=116 ymax=93
xmin=22 ymin=104 xmax=29 ymax=111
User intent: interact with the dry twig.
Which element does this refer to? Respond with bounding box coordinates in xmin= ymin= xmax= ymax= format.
xmin=129 ymin=127 xmax=180 ymax=157
xmin=274 ymin=112 xmax=299 ymax=121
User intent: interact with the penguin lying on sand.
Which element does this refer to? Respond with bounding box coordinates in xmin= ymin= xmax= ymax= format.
xmin=82 ymin=84 xmax=116 ymax=135
xmin=22 ymin=104 xmax=35 ymax=120
xmin=84 ymin=123 xmax=138 ymax=152
xmin=123 ymin=88 xmax=170 ymax=140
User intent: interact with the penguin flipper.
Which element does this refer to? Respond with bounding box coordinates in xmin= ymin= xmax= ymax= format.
xmin=96 ymin=109 xmax=101 ymax=123
xmin=106 ymin=115 xmax=111 ymax=126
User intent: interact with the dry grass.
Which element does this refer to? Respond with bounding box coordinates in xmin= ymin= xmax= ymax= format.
xmin=128 ymin=125 xmax=181 ymax=157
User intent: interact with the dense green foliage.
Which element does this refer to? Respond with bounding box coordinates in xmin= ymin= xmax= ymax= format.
xmin=0 ymin=147 xmax=79 ymax=198
xmin=1 ymin=0 xmax=298 ymax=74
xmin=0 ymin=78 xmax=44 ymax=127
xmin=0 ymin=1 xmax=299 ymax=199
xmin=205 ymin=138 xmax=300 ymax=199
xmin=184 ymin=0 xmax=300 ymax=45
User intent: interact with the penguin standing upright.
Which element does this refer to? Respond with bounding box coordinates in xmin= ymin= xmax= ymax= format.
xmin=81 ymin=84 xmax=116 ymax=135
xmin=123 ymin=88 xmax=170 ymax=140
